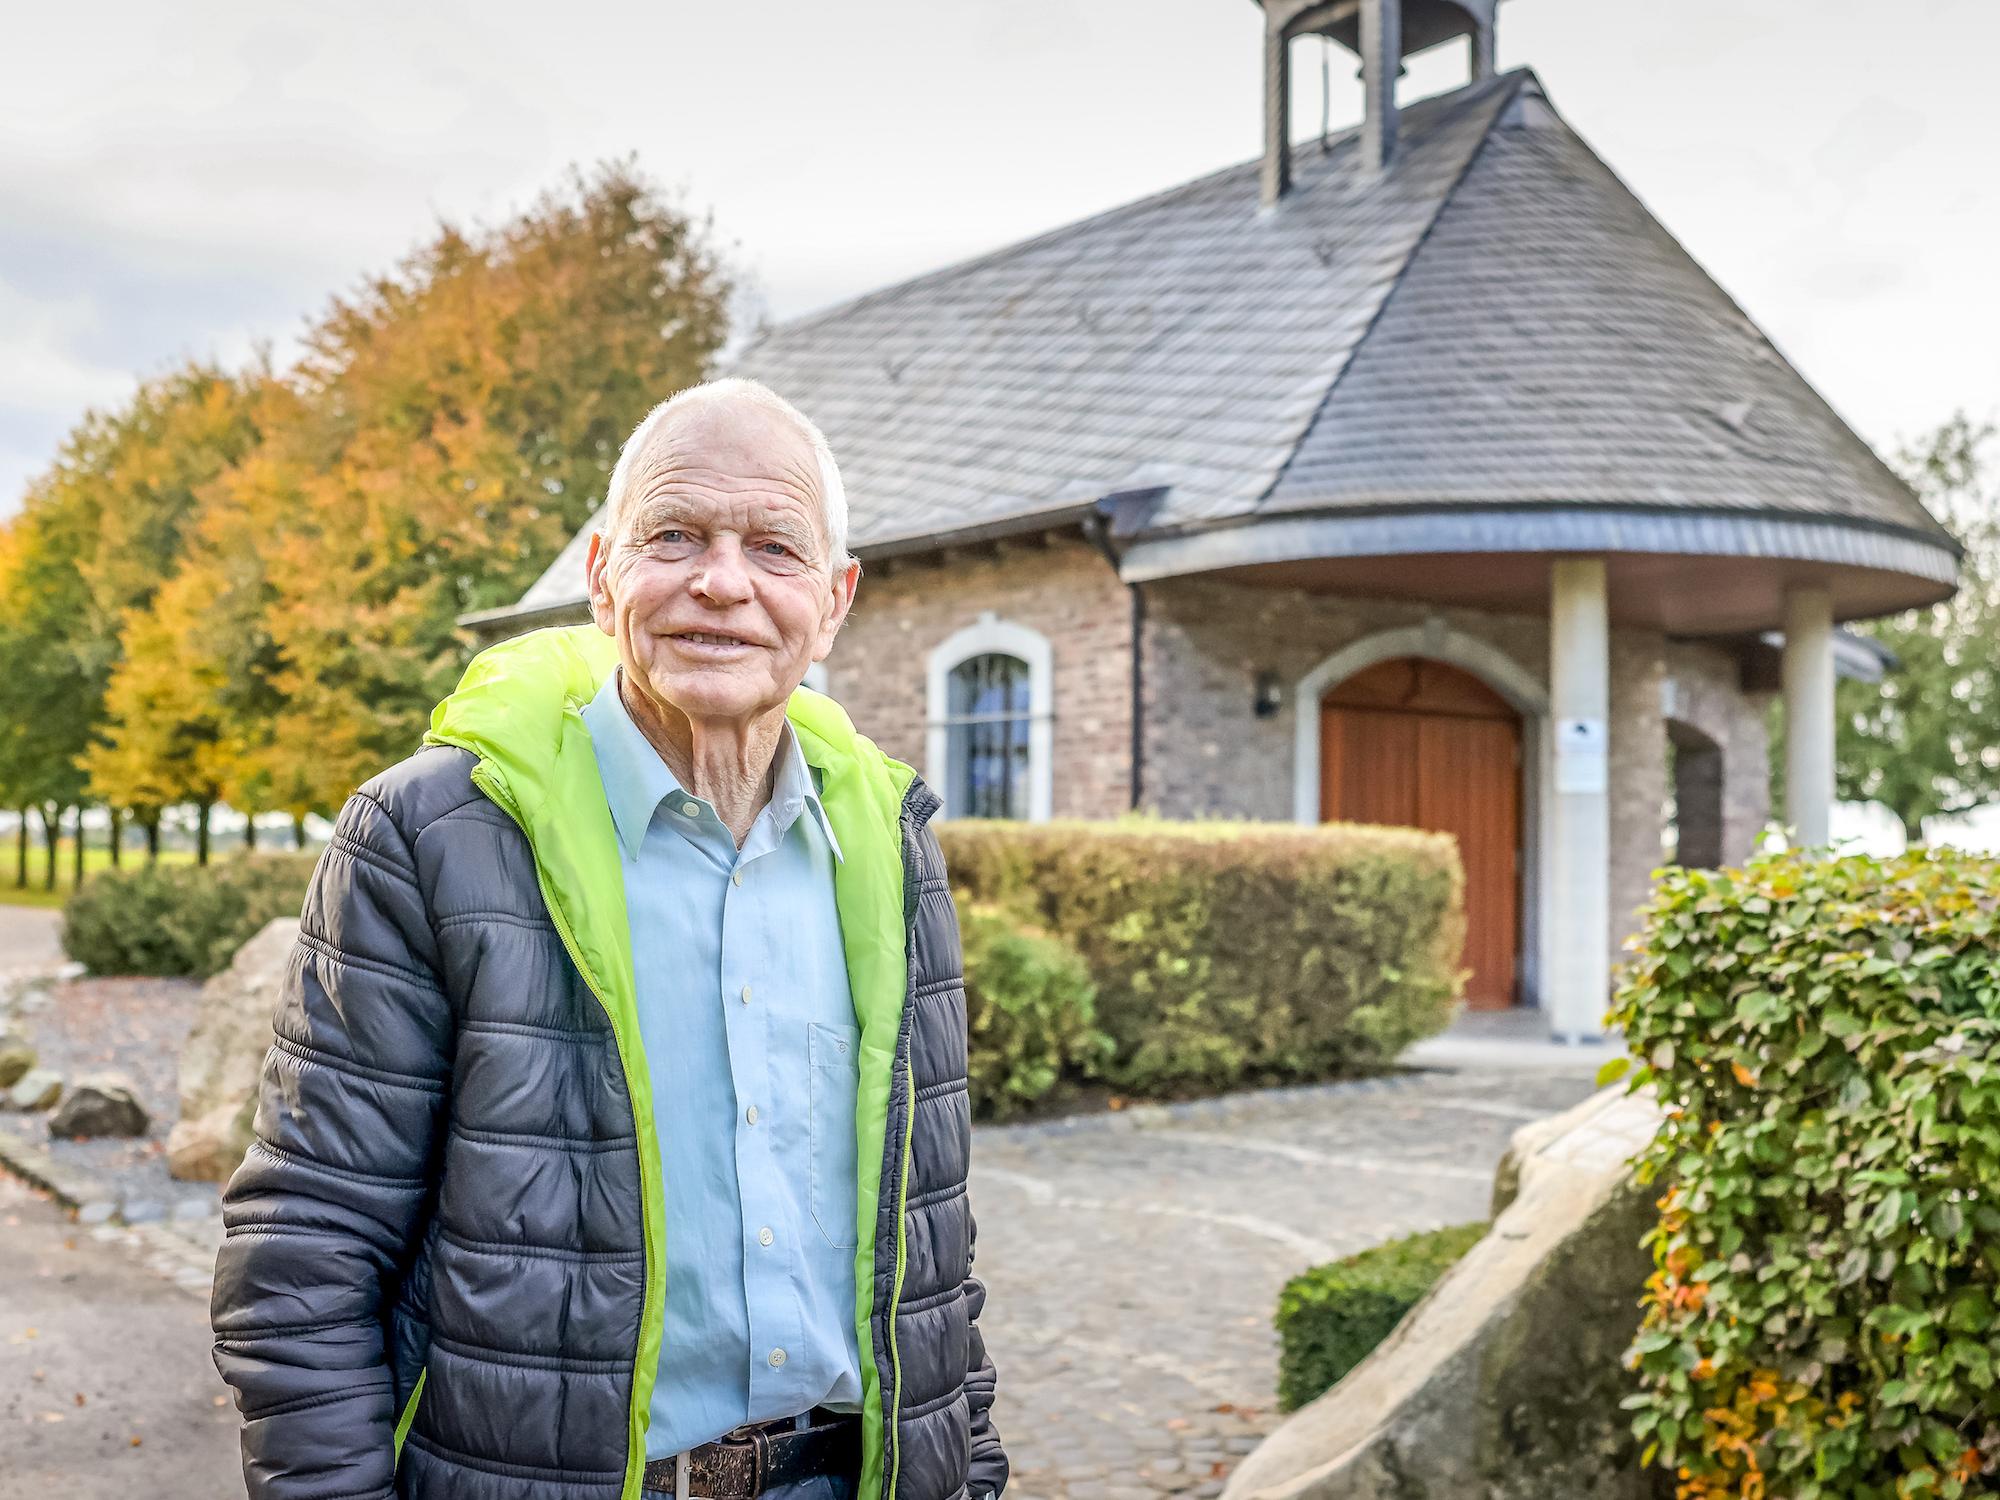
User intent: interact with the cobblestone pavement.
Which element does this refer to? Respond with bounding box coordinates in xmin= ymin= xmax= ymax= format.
xmin=2 ymin=1030 xmax=1601 ymax=1500
xmin=970 ymin=1066 xmax=1602 ymax=1500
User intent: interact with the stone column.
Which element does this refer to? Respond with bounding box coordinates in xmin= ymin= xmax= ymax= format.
xmin=1782 ymin=585 xmax=1836 ymax=849
xmin=1546 ymin=559 xmax=1610 ymax=1043
xmin=1261 ymin=20 xmax=1291 ymax=207
xmin=1360 ymin=0 xmax=1402 ymax=174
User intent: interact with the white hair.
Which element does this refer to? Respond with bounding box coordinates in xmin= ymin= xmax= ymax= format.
xmin=600 ymin=377 xmax=851 ymax=574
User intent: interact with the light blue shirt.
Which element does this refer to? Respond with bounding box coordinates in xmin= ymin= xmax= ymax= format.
xmin=583 ymin=668 xmax=865 ymax=1461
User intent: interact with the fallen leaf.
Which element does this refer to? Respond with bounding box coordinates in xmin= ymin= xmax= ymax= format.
xmin=130 ymin=1435 xmax=144 ymax=1447
xmin=74 ymin=1392 xmax=86 ymax=1407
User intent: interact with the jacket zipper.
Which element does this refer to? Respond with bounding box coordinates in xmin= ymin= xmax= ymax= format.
xmin=884 ymin=787 xmax=932 ymax=1500
xmin=470 ymin=764 xmax=657 ymax=1500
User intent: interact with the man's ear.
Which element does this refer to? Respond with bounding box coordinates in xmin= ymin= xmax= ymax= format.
xmin=814 ymin=556 xmax=861 ymax=662
xmin=586 ymin=531 xmax=616 ymax=636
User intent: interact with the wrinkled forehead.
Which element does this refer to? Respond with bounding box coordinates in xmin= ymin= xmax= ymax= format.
xmin=621 ymin=399 xmax=824 ymax=534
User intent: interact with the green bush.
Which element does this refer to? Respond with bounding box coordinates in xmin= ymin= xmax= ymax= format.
xmin=940 ymin=816 xmax=1465 ymax=1094
xmin=61 ymin=854 xmax=317 ymax=979
xmin=1274 ymin=1220 xmax=1488 ymax=1411
xmin=957 ymin=897 xmax=1116 ymax=1120
xmin=1605 ymin=846 xmax=2000 ymax=1500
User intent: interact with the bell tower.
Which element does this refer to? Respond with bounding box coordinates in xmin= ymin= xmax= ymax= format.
xmin=1252 ymin=0 xmax=1502 ymax=205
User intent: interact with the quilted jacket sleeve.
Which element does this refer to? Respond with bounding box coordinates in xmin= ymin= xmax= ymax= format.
xmin=210 ymin=787 xmax=452 ymax=1499
xmin=965 ymin=1201 xmax=1009 ymax=1500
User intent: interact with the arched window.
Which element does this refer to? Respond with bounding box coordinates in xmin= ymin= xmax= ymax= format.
xmin=946 ymin=653 xmax=1032 ymax=819
xmin=926 ymin=613 xmax=1053 ymax=820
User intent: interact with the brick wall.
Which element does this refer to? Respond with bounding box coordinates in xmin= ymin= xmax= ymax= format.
xmin=820 ymin=554 xmax=1774 ymax=988
xmin=1663 ymin=639 xmax=1775 ymax=867
xmin=1138 ymin=576 xmax=1711 ymax=971
xmin=820 ymin=534 xmax=1134 ymax=819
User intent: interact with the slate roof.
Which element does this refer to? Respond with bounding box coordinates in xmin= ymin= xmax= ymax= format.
xmin=504 ymin=66 xmax=1952 ymax=620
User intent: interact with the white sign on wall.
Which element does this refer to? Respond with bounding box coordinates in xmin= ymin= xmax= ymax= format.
xmin=1554 ymin=716 xmax=1608 ymax=794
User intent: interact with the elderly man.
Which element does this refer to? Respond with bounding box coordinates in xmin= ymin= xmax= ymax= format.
xmin=211 ymin=379 xmax=1007 ymax=1500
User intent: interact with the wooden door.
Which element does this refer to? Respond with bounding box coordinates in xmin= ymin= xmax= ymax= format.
xmin=1320 ymin=658 xmax=1522 ymax=1010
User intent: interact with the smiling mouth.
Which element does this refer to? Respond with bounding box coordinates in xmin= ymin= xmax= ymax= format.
xmin=669 ymin=630 xmax=759 ymax=649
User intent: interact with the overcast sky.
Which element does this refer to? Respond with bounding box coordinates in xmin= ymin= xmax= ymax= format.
xmin=4 ymin=0 xmax=1995 ymax=517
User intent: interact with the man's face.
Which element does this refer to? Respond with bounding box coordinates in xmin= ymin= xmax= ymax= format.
xmin=586 ymin=400 xmax=859 ymax=727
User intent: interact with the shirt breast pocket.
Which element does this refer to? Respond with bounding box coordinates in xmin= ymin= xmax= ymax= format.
xmin=808 ymin=1021 xmax=861 ymax=1250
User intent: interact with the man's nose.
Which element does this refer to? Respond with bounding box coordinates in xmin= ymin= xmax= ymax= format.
xmin=688 ymin=535 xmax=755 ymax=604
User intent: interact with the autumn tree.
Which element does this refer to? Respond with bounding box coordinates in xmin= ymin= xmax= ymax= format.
xmin=60 ymin=363 xmax=271 ymax=860
xmin=249 ymin=158 xmax=732 ymax=803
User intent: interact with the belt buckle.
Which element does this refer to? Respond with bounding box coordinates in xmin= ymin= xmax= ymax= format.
xmin=679 ymin=1423 xmax=772 ymax=1500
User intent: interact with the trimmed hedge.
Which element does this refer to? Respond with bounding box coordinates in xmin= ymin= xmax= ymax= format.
xmin=957 ymin=898 xmax=1117 ymax=1120
xmin=61 ymin=854 xmax=317 ymax=979
xmin=1606 ymin=846 xmax=2000 ymax=1500
xmin=939 ymin=815 xmax=1466 ymax=1094
xmin=1274 ymin=1220 xmax=1489 ymax=1411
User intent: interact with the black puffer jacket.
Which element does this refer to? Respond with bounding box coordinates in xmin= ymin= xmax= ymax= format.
xmin=211 ymin=629 xmax=1005 ymax=1500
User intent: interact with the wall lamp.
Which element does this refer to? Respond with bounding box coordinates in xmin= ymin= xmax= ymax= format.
xmin=1253 ymin=669 xmax=1284 ymax=719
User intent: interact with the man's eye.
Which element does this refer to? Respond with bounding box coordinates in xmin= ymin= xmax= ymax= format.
xmin=760 ymin=541 xmax=796 ymax=558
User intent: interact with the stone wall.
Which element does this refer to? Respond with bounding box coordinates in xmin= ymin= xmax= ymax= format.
xmin=819 ymin=553 xmax=1774 ymax=986
xmin=821 ymin=535 xmax=1134 ymax=819
xmin=1663 ymin=639 xmax=1775 ymax=866
xmin=1137 ymin=577 xmax=1689 ymax=970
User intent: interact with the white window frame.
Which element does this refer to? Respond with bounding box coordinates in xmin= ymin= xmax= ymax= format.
xmin=925 ymin=611 xmax=1054 ymax=821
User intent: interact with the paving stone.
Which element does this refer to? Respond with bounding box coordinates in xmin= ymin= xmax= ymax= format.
xmin=973 ymin=1067 xmax=1598 ymax=1500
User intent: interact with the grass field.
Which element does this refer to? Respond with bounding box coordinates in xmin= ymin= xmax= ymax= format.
xmin=1 ymin=839 xmax=199 ymax=909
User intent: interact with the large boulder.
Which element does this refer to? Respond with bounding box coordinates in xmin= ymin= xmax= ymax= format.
xmin=1223 ymin=1085 xmax=1671 ymax=1500
xmin=0 ymin=1034 xmax=34 ymax=1089
xmin=49 ymin=1073 xmax=149 ymax=1138
xmin=6 ymin=1067 xmax=62 ymax=1112
xmin=166 ymin=917 xmax=297 ymax=1182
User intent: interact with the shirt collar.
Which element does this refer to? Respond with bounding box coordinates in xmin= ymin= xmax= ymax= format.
xmin=581 ymin=667 xmax=843 ymax=864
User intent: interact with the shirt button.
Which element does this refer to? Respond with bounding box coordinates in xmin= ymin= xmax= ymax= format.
xmin=740 ymin=984 xmax=753 ymax=1005
xmin=745 ymin=1104 xmax=759 ymax=1124
xmin=681 ymin=800 xmax=699 ymax=816
xmin=731 ymin=869 xmax=742 ymax=887
xmin=758 ymin=1226 xmax=774 ymax=1246
xmin=768 ymin=1348 xmax=786 ymax=1368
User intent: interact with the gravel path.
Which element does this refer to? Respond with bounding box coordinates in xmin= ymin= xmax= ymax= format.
xmin=0 ymin=904 xmax=62 ymax=970
xmin=0 ymin=1171 xmax=238 ymax=1500
xmin=5 ymin=975 xmax=219 ymax=1220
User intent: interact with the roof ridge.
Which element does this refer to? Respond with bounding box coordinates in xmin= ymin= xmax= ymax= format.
xmin=1251 ymin=69 xmax=1531 ymax=509
xmin=740 ymin=67 xmax=1535 ymax=353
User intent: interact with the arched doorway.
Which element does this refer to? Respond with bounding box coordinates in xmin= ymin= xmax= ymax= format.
xmin=1666 ymin=719 xmax=1725 ymax=869
xmin=1319 ymin=657 xmax=1524 ymax=1010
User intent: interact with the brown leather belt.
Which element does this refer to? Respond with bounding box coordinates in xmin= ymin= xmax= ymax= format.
xmin=642 ymin=1408 xmax=861 ymax=1498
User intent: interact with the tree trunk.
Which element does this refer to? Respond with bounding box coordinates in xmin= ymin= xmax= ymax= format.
xmin=39 ymin=803 xmax=61 ymax=892
xmin=293 ymin=814 xmax=307 ymax=851
xmin=146 ymin=817 xmax=160 ymax=864
xmin=244 ymin=812 xmax=258 ymax=851
xmin=197 ymin=802 xmax=212 ymax=866
xmin=72 ymin=806 xmax=85 ymax=886
xmin=109 ymin=807 xmax=123 ymax=868
xmin=13 ymin=809 xmax=26 ymax=889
